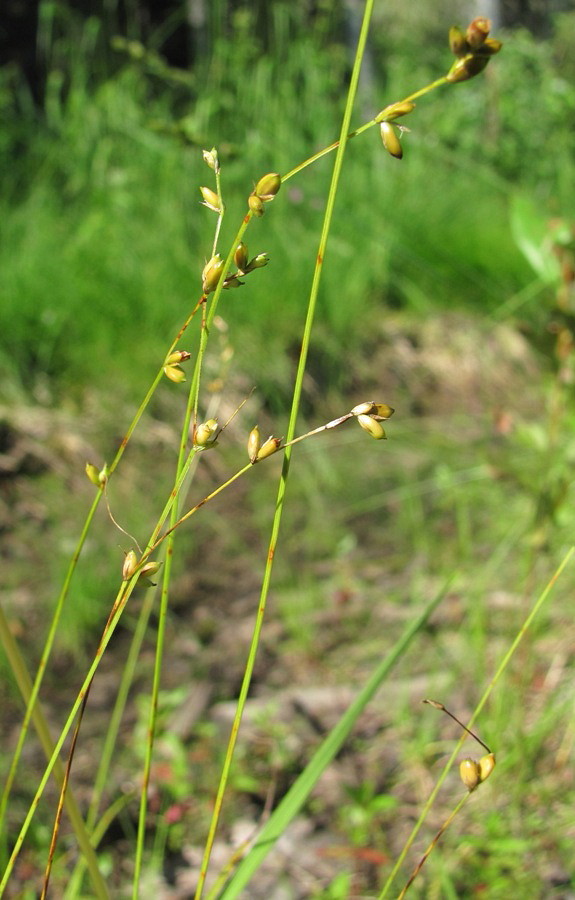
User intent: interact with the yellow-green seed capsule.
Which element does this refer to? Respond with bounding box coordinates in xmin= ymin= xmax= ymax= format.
xmin=357 ymin=414 xmax=387 ymax=440
xmin=139 ymin=561 xmax=161 ymax=583
xmin=376 ymin=100 xmax=416 ymax=122
xmin=254 ymin=173 xmax=281 ymax=200
xmin=234 ymin=242 xmax=249 ymax=273
xmin=246 ymin=253 xmax=269 ymax=271
xmin=475 ymin=38 xmax=503 ymax=56
xmin=459 ymin=758 xmax=481 ymax=791
xmin=466 ymin=16 xmax=490 ymax=49
xmin=202 ymin=148 xmax=219 ymax=172
xmin=85 ymin=462 xmax=101 ymax=486
xmin=373 ymin=403 xmax=395 ymax=420
xmin=256 ymin=436 xmax=281 ymax=461
xmin=351 ymin=401 xmax=376 ymax=416
xmin=380 ymin=122 xmax=403 ymax=159
xmin=247 ymin=425 xmax=261 ymax=463
xmin=478 ymin=752 xmax=496 ymax=783
xmin=199 ymin=186 xmax=221 ymax=212
xmin=446 ymin=53 xmax=490 ymax=83
xmin=165 ymin=350 xmax=191 ymax=365
xmin=202 ymin=254 xmax=226 ymax=293
xmin=194 ymin=419 xmax=219 ymax=447
xmin=123 ymin=550 xmax=138 ymax=581
xmin=163 ymin=364 xmax=186 ymax=383
xmin=223 ymin=276 xmax=243 ymax=289
xmin=248 ymin=193 xmax=265 ymax=217
xmin=449 ymin=25 xmax=468 ymax=57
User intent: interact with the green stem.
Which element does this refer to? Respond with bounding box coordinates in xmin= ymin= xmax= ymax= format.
xmin=378 ymin=545 xmax=575 ymax=898
xmin=193 ymin=1 xmax=378 ymax=896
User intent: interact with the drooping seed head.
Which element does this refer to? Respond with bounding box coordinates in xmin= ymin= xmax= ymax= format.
xmin=351 ymin=401 xmax=377 ymax=416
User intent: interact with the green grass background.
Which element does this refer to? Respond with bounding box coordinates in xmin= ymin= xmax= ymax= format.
xmin=1 ymin=0 xmax=575 ymax=896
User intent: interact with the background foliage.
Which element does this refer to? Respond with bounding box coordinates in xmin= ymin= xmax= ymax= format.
xmin=1 ymin=1 xmax=575 ymax=896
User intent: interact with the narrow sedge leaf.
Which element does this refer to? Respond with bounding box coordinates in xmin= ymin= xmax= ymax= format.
xmin=217 ymin=587 xmax=448 ymax=899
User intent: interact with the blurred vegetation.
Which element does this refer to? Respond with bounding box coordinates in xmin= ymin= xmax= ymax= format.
xmin=1 ymin=2 xmax=575 ymax=897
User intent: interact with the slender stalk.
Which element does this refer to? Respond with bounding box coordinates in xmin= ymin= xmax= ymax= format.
xmin=378 ymin=545 xmax=575 ymax=898
xmin=193 ymin=0 xmax=378 ymax=895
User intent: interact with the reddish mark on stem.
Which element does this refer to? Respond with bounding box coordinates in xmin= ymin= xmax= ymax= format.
xmin=316 ymin=252 xmax=323 ymax=265
xmin=268 ymin=547 xmax=275 ymax=562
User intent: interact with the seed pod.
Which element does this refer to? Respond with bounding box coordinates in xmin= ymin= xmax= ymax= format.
xmin=449 ymin=25 xmax=468 ymax=57
xmin=165 ymin=350 xmax=191 ymax=365
xmin=248 ymin=193 xmax=265 ymax=217
xmin=194 ymin=419 xmax=219 ymax=447
xmin=202 ymin=148 xmax=219 ymax=172
xmin=380 ymin=122 xmax=403 ymax=159
xmin=446 ymin=53 xmax=490 ymax=83
xmin=466 ymin=16 xmax=490 ymax=50
xmin=139 ymin=561 xmax=161 ymax=584
xmin=373 ymin=403 xmax=395 ymax=420
xmin=478 ymin=752 xmax=496 ymax=783
xmin=376 ymin=100 xmax=416 ymax=122
xmin=245 ymin=252 xmax=270 ymax=272
xmin=357 ymin=414 xmax=387 ymax=440
xmin=247 ymin=425 xmax=261 ymax=463
xmin=123 ymin=550 xmax=138 ymax=581
xmin=256 ymin=436 xmax=281 ymax=461
xmin=199 ymin=186 xmax=221 ymax=212
xmin=202 ymin=254 xmax=226 ymax=293
xmin=254 ymin=173 xmax=281 ymax=200
xmin=234 ymin=242 xmax=249 ymax=273
xmin=475 ymin=38 xmax=503 ymax=56
xmin=85 ymin=463 xmax=101 ymax=486
xmin=351 ymin=401 xmax=376 ymax=416
xmin=459 ymin=758 xmax=481 ymax=791
xmin=163 ymin=364 xmax=186 ymax=383
xmin=223 ymin=276 xmax=243 ymax=289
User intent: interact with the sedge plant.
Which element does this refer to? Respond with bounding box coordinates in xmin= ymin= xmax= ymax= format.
xmin=0 ymin=10 xmax=537 ymax=899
